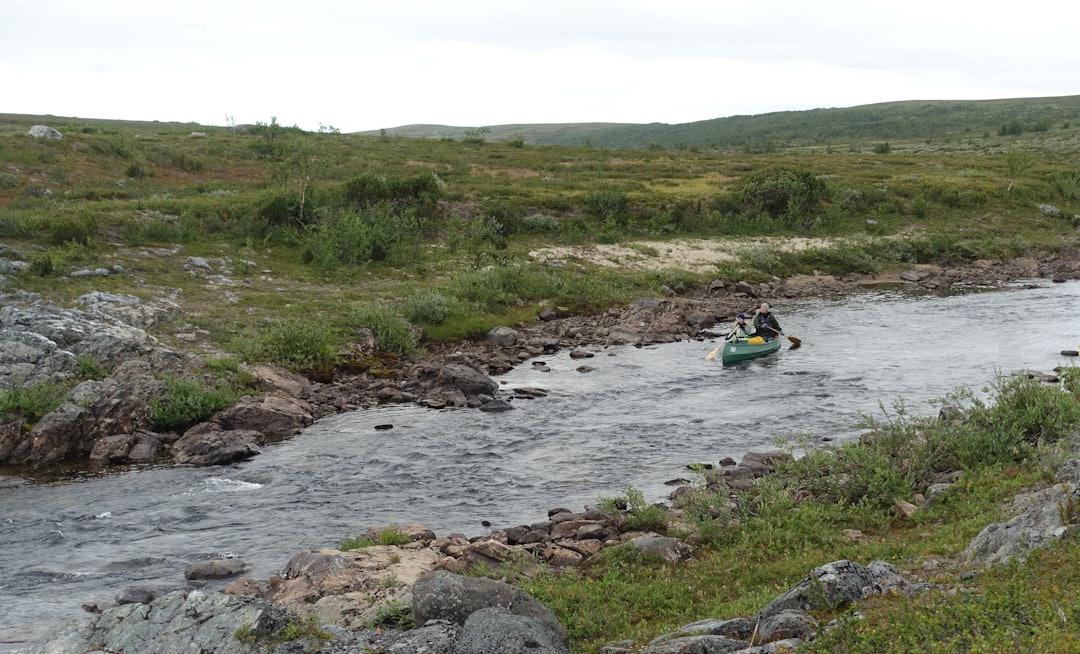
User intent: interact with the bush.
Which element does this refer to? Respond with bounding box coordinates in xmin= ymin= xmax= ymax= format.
xmin=584 ymin=188 xmax=630 ymax=228
xmin=598 ymin=485 xmax=667 ymax=532
xmin=403 ymin=291 xmax=456 ymax=326
xmin=302 ymin=206 xmax=405 ymax=269
xmin=150 ymin=377 xmax=238 ymax=431
xmin=231 ymin=316 xmax=342 ymax=372
xmin=47 ymin=215 xmax=98 ymax=246
xmin=0 ymin=380 xmax=69 ymax=424
xmin=347 ymin=304 xmax=419 ymax=356
xmin=738 ymin=166 xmax=827 ymax=219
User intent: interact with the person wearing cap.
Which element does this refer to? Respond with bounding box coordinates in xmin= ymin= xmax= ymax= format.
xmin=726 ymin=312 xmax=752 ymax=341
xmin=753 ymin=302 xmax=782 ymax=341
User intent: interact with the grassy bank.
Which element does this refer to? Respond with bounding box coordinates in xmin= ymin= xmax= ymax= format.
xmin=513 ymin=373 xmax=1080 ymax=652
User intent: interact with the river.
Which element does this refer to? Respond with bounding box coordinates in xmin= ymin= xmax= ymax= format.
xmin=3 ymin=279 xmax=1080 ymax=650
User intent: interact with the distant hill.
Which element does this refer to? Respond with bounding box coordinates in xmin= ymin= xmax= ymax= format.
xmin=358 ymin=95 xmax=1080 ymax=150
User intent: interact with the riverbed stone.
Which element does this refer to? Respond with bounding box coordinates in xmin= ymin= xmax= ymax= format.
xmin=185 ymin=558 xmax=249 ymax=580
xmin=171 ymin=428 xmax=264 ymax=466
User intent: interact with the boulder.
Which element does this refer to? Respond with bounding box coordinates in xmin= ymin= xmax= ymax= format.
xmin=630 ymin=536 xmax=694 ymax=564
xmin=172 ymin=428 xmax=264 ymax=466
xmin=211 ymin=394 xmax=314 ymax=440
xmin=437 ymin=363 xmax=498 ymax=397
xmin=185 ymin=559 xmax=249 ymax=580
xmin=28 ymin=125 xmax=62 ymax=139
xmin=258 ymin=545 xmax=441 ymax=630
xmin=756 ymin=560 xmax=911 ymax=623
xmin=12 ymin=377 xmax=159 ymax=465
xmin=411 ymin=570 xmax=567 ymax=645
xmin=454 ymin=607 xmax=570 ymax=654
xmin=963 ymin=483 xmax=1079 ymax=567
xmin=487 ymin=326 xmax=522 ymax=347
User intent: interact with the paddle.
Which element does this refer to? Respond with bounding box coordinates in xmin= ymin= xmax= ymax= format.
xmin=761 ymin=324 xmax=802 ymax=349
xmin=705 ymin=325 xmax=738 ymax=360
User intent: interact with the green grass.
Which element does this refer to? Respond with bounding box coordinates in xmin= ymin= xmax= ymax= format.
xmin=515 ymin=375 xmax=1080 ymax=652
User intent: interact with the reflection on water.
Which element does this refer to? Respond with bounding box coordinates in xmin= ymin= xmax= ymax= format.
xmin=3 ymin=280 xmax=1080 ymax=649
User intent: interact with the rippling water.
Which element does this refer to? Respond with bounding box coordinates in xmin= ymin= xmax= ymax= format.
xmin=4 ymin=280 xmax=1080 ymax=650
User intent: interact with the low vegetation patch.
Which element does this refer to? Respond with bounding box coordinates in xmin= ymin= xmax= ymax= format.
xmin=150 ymin=377 xmax=239 ymax=431
xmin=518 ymin=374 xmax=1080 ymax=652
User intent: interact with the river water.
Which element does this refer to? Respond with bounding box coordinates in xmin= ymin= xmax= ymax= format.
xmin=3 ymin=279 xmax=1080 ymax=650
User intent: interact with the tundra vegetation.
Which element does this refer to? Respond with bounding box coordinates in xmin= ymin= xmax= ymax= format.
xmin=2 ymin=103 xmax=1080 ymax=652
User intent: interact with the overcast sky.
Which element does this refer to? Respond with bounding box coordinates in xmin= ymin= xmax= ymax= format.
xmin=3 ymin=1 xmax=1078 ymax=133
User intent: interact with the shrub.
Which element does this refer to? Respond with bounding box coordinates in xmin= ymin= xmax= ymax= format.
xmin=47 ymin=215 xmax=98 ymax=246
xmin=302 ymin=206 xmax=405 ymax=269
xmin=403 ymin=291 xmax=456 ymax=326
xmin=0 ymin=380 xmax=69 ymax=424
xmin=584 ymin=188 xmax=630 ymax=228
xmin=976 ymin=374 xmax=1080 ymax=446
xmin=598 ymin=485 xmax=667 ymax=532
xmin=346 ymin=304 xmax=420 ymax=356
xmin=150 ymin=377 xmax=238 ymax=431
xmin=231 ymin=316 xmax=342 ymax=372
xmin=339 ymin=525 xmax=412 ymax=551
xmin=75 ymin=356 xmax=108 ymax=380
xmin=738 ymin=166 xmax=827 ymax=219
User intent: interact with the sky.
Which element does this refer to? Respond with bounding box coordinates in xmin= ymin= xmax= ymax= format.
xmin=3 ymin=1 xmax=1078 ymax=133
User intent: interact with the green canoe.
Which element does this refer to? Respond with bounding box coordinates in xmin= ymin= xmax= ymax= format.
xmin=721 ymin=337 xmax=783 ymax=364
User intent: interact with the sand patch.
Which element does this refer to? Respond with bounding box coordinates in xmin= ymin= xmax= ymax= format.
xmin=530 ymin=237 xmax=827 ymax=273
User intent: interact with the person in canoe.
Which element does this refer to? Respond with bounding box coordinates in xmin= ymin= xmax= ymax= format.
xmin=726 ymin=313 xmax=752 ymax=341
xmin=753 ymin=302 xmax=782 ymax=341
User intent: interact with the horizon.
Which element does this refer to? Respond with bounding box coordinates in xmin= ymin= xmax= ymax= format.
xmin=4 ymin=1 xmax=1078 ymax=133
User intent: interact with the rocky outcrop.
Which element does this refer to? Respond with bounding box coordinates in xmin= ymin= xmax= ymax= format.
xmin=19 ymin=589 xmax=296 ymax=654
xmin=411 ymin=570 xmax=568 ymax=646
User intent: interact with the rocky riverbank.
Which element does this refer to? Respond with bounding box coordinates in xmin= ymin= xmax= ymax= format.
xmin=17 ymin=429 xmax=1080 ymax=653
xmin=5 ymin=250 xmax=1080 ymax=652
xmin=3 ymin=251 xmax=1079 ymax=472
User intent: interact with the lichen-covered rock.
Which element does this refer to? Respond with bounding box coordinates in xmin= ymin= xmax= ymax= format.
xmin=411 ymin=570 xmax=567 ymax=645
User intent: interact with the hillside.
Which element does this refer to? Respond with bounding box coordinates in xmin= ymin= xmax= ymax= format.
xmin=359 ymin=95 xmax=1080 ymax=151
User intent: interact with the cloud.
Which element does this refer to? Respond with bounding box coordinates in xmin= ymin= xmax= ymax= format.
xmin=3 ymin=0 xmax=1078 ymax=132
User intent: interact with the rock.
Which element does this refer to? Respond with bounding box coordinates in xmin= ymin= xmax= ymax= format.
xmin=757 ymin=608 xmax=818 ymax=642
xmin=114 ymin=587 xmax=158 ymax=605
xmin=247 ymin=366 xmax=311 ymax=397
xmin=89 ymin=430 xmax=163 ymax=466
xmin=437 ymin=363 xmax=499 ymax=397
xmin=19 ymin=589 xmax=296 ymax=654
xmin=172 ymin=428 xmax=264 ymax=466
xmin=211 ymin=394 xmax=314 ymax=440
xmin=28 ymin=125 xmax=62 ymax=139
xmin=479 ymin=398 xmax=514 ymax=412
xmin=487 ymin=326 xmax=522 ymax=347
xmin=411 ymin=570 xmax=567 ymax=644
xmin=184 ymin=559 xmax=248 ymax=580
xmin=963 ymin=483 xmax=1079 ymax=567
xmin=757 ymin=560 xmax=911 ymax=623
xmin=454 ymin=606 xmax=570 ymax=654
xmin=261 ymin=546 xmax=442 ymax=630
xmin=630 ymin=536 xmax=693 ymax=564
xmin=0 ymin=300 xmax=157 ymax=390
xmin=639 ymin=634 xmax=750 ymax=653
xmin=12 ymin=377 xmax=159 ymax=465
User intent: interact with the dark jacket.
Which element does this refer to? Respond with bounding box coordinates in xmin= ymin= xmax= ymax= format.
xmin=754 ymin=311 xmax=781 ymax=340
